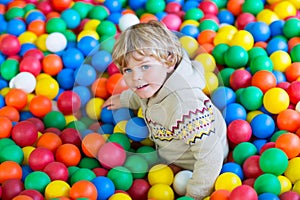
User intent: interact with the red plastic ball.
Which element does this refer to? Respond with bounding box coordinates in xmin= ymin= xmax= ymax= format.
xmin=277 ymin=81 xmax=290 ymax=90
xmin=107 ymin=62 xmax=120 ymax=76
xmin=230 ymin=69 xmax=252 ymax=90
xmin=235 ymin=13 xmax=256 ymax=30
xmin=287 ymin=81 xmax=300 ymax=105
xmin=242 ymin=155 xmax=263 ymax=179
xmin=20 ymin=56 xmax=42 ymax=76
xmin=19 ymin=189 xmax=44 ymax=200
xmin=279 ymin=191 xmax=300 ymax=200
xmin=127 ymin=179 xmax=150 ymax=200
xmin=277 ymin=109 xmax=300 ymax=133
xmin=227 ymin=119 xmax=252 ymax=144
xmin=259 ymin=142 xmax=276 ymax=154
xmin=165 ymin=2 xmax=181 ymax=14
xmin=251 ymin=70 xmax=277 ymax=93
xmin=2 ymin=179 xmax=24 ymax=200
xmin=26 ymin=117 xmax=45 ymax=132
xmin=229 ymin=185 xmax=258 ymax=200
xmin=199 ymin=1 xmax=218 ymax=15
xmin=28 ymin=147 xmax=55 ymax=171
xmin=57 ymin=91 xmax=81 ymax=115
xmin=43 ymin=161 xmax=68 ymax=181
xmin=50 ymin=0 xmax=72 ymax=11
xmin=98 ymin=142 xmax=126 ymax=169
xmin=0 ymin=34 xmax=21 ymax=56
xmin=60 ymin=128 xmax=81 ymax=147
xmin=93 ymin=167 xmax=108 ymax=176
xmin=243 ymin=178 xmax=255 ymax=187
xmin=11 ymin=121 xmax=38 ymax=147
xmin=23 ymin=49 xmax=44 ymax=61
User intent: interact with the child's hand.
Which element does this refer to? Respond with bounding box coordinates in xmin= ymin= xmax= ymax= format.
xmin=102 ymin=94 xmax=122 ymax=110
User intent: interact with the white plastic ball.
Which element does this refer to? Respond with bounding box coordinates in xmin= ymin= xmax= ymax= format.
xmin=46 ymin=32 xmax=67 ymax=52
xmin=296 ymin=101 xmax=300 ymax=112
xmin=9 ymin=72 xmax=36 ymax=93
xmin=173 ymin=170 xmax=193 ymax=196
xmin=118 ymin=14 xmax=140 ymax=32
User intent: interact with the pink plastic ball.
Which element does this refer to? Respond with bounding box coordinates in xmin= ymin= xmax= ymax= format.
xmin=107 ymin=62 xmax=120 ymax=76
xmin=235 ymin=13 xmax=256 ymax=30
xmin=242 ymin=155 xmax=263 ymax=179
xmin=19 ymin=56 xmax=42 ymax=76
xmin=227 ymin=119 xmax=252 ymax=144
xmin=26 ymin=117 xmax=45 ymax=132
xmin=43 ymin=161 xmax=68 ymax=181
xmin=127 ymin=179 xmax=151 ymax=200
xmin=2 ymin=179 xmax=24 ymax=200
xmin=198 ymin=1 xmax=218 ymax=15
xmin=230 ymin=69 xmax=252 ymax=91
xmin=279 ymin=191 xmax=300 ymax=200
xmin=229 ymin=185 xmax=258 ymax=200
xmin=60 ymin=128 xmax=81 ymax=147
xmin=11 ymin=121 xmax=38 ymax=147
xmin=0 ymin=35 xmax=21 ymax=56
xmin=165 ymin=2 xmax=181 ymax=14
xmin=28 ymin=147 xmax=55 ymax=171
xmin=161 ymin=14 xmax=182 ymax=31
xmin=97 ymin=142 xmax=126 ymax=169
xmin=287 ymin=81 xmax=300 ymax=105
xmin=57 ymin=91 xmax=81 ymax=115
xmin=23 ymin=49 xmax=44 ymax=61
xmin=19 ymin=189 xmax=44 ymax=200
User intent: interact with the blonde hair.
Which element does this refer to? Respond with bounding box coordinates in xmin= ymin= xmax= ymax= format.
xmin=112 ymin=20 xmax=183 ymax=71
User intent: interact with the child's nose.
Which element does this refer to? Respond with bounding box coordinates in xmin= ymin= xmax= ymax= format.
xmin=132 ymin=70 xmax=142 ymax=80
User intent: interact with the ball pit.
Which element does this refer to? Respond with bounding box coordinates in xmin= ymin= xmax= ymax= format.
xmin=0 ymin=0 xmax=300 ymax=199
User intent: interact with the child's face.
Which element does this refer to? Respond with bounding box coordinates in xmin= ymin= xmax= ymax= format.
xmin=122 ymin=53 xmax=174 ymax=99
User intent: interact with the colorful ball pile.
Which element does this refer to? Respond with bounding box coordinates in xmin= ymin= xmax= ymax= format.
xmin=0 ymin=0 xmax=300 ymax=199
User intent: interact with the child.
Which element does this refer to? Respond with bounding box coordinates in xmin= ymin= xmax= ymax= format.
xmin=102 ymin=20 xmax=229 ymax=199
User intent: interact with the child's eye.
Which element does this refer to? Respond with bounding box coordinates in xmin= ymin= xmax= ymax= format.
xmin=123 ymin=68 xmax=132 ymax=73
xmin=142 ymin=65 xmax=150 ymax=70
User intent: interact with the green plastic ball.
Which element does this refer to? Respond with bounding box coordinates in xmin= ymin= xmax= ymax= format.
xmin=24 ymin=171 xmax=51 ymax=193
xmin=136 ymin=146 xmax=159 ymax=166
xmin=232 ymin=142 xmax=257 ymax=165
xmin=5 ymin=7 xmax=25 ymax=20
xmin=78 ymin=157 xmax=101 ymax=169
xmin=88 ymin=6 xmax=109 ymax=21
xmin=249 ymin=55 xmax=273 ymax=74
xmin=199 ymin=19 xmax=219 ymax=32
xmin=254 ymin=173 xmax=281 ymax=195
xmin=70 ymin=168 xmax=96 ymax=185
xmin=0 ymin=144 xmax=24 ymax=164
xmin=211 ymin=0 xmax=227 ymax=8
xmin=290 ymin=44 xmax=300 ymax=62
xmin=184 ymin=8 xmax=204 ymax=21
xmin=43 ymin=111 xmax=66 ymax=130
xmin=46 ymin=18 xmax=67 ymax=33
xmin=212 ymin=43 xmax=229 ymax=65
xmin=270 ymin=130 xmax=288 ymax=142
xmin=108 ymin=133 xmax=131 ymax=151
xmin=1 ymin=59 xmax=19 ymax=81
xmin=247 ymin=47 xmax=268 ymax=64
xmin=63 ymin=30 xmax=77 ymax=42
xmin=124 ymin=155 xmax=149 ymax=179
xmin=107 ymin=166 xmax=133 ymax=191
xmin=242 ymin=0 xmax=264 ymax=15
xmin=72 ymin=2 xmax=93 ymax=19
xmin=259 ymin=148 xmax=288 ymax=176
xmin=145 ymin=0 xmax=166 ymax=14
xmin=96 ymin=20 xmax=117 ymax=37
xmin=217 ymin=68 xmax=235 ymax=87
xmin=0 ymin=138 xmax=16 ymax=149
xmin=65 ymin=120 xmax=86 ymax=131
xmin=283 ymin=18 xmax=300 ymax=39
xmin=224 ymin=45 xmax=249 ymax=69
xmin=239 ymin=86 xmax=263 ymax=110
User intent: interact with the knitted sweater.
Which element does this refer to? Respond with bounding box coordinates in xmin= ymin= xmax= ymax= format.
xmin=119 ymin=53 xmax=229 ymax=199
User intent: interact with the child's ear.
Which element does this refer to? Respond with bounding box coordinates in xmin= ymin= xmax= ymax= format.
xmin=167 ymin=65 xmax=175 ymax=73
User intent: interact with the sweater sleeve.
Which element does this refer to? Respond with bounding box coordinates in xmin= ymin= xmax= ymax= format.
xmin=120 ymin=89 xmax=141 ymax=110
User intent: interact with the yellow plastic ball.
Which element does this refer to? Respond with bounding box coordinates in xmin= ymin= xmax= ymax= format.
xmin=85 ymin=97 xmax=104 ymax=120
xmin=195 ymin=53 xmax=216 ymax=72
xmin=266 ymin=0 xmax=281 ymax=3
xmin=22 ymin=146 xmax=35 ymax=165
xmin=284 ymin=157 xmax=300 ymax=184
xmin=35 ymin=77 xmax=59 ymax=100
xmin=214 ymin=172 xmax=242 ymax=192
xmin=256 ymin=9 xmax=279 ymax=25
xmin=18 ymin=31 xmax=37 ymax=44
xmin=263 ymin=87 xmax=290 ymax=114
xmin=293 ymin=180 xmax=300 ymax=194
xmin=213 ymin=25 xmax=237 ymax=46
xmin=246 ymin=110 xmax=263 ymax=123
xmin=36 ymin=73 xmax=52 ymax=81
xmin=77 ymin=30 xmax=99 ymax=41
xmin=148 ymin=164 xmax=174 ymax=186
xmin=84 ymin=19 xmax=101 ymax=31
xmin=109 ymin=193 xmax=132 ymax=200
xmin=45 ymin=180 xmax=70 ymax=199
xmin=140 ymin=137 xmax=154 ymax=146
xmin=36 ymin=34 xmax=48 ymax=52
xmin=0 ymin=87 xmax=10 ymax=97
xmin=274 ymin=1 xmax=297 ymax=20
xmin=278 ymin=175 xmax=292 ymax=194
xmin=270 ymin=50 xmax=292 ymax=72
xmin=229 ymin=30 xmax=254 ymax=51
xmin=147 ymin=184 xmax=174 ymax=200
xmin=113 ymin=120 xmax=128 ymax=133
xmin=22 ymin=93 xmax=35 ymax=111
xmin=64 ymin=115 xmax=77 ymax=125
xmin=288 ymin=0 xmax=300 ymax=9
xmin=137 ymin=107 xmax=143 ymax=118
xmin=180 ymin=19 xmax=200 ymax=31
xmin=179 ymin=36 xmax=199 ymax=58
xmin=203 ymin=71 xmax=219 ymax=95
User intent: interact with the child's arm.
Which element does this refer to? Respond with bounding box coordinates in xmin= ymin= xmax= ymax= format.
xmin=102 ymin=94 xmax=122 ymax=110
xmin=102 ymin=89 xmax=141 ymax=110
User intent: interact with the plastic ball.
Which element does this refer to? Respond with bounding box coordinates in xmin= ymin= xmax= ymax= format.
xmin=179 ymin=35 xmax=199 ymax=58
xmin=9 ymin=72 xmax=36 ymax=93
xmin=254 ymin=173 xmax=281 ymax=195
xmin=251 ymin=113 xmax=275 ymax=139
xmin=62 ymin=48 xmax=84 ymax=69
xmin=7 ymin=18 xmax=26 ymax=36
xmin=1 ymin=59 xmax=19 ymax=81
xmin=222 ymin=103 xmax=247 ymax=124
xmin=251 ymin=70 xmax=277 ymax=93
xmin=29 ymin=95 xmax=52 ymax=117
xmin=229 ymin=185 xmax=258 ymax=200
xmin=28 ymin=147 xmax=54 ymax=171
xmin=107 ymin=166 xmax=133 ymax=191
xmin=266 ymin=37 xmax=288 ymax=55
xmin=257 ymin=193 xmax=279 ymax=200
xmin=277 ymin=109 xmax=300 ymax=133
xmin=125 ymin=117 xmax=149 ymax=142
xmin=0 ymin=34 xmax=20 ymax=56
xmin=221 ymin=162 xmax=244 ymax=180
xmin=224 ymin=45 xmax=248 ymax=69
xmin=229 ymin=30 xmax=254 ymax=51
xmin=86 ymin=97 xmax=104 ymax=120
xmin=0 ymin=116 xmax=12 ymax=138
xmin=245 ymin=21 xmax=270 ymax=42
xmin=124 ymin=155 xmax=148 ymax=179
xmin=118 ymin=13 xmax=140 ymax=32
xmin=74 ymin=64 xmax=97 ymax=87
xmin=91 ymin=50 xmax=112 ymax=73
xmin=285 ymin=62 xmax=300 ymax=82
xmin=229 ymin=69 xmax=252 ymax=91
xmin=136 ymin=146 xmax=158 ymax=166
xmin=81 ymin=133 xmax=106 ymax=158
xmin=57 ymin=91 xmax=81 ymax=115
xmin=0 ymin=161 xmax=22 ymax=184
xmin=211 ymin=86 xmax=236 ymax=110
xmin=210 ymin=189 xmax=230 ymax=200
xmin=280 ymin=191 xmax=300 ymax=200
xmin=69 ymin=180 xmax=97 ymax=200
xmin=45 ymin=32 xmax=67 ymax=53
xmin=98 ymin=142 xmax=126 ymax=169
xmin=19 ymin=190 xmax=44 ymax=200
xmin=287 ymin=81 xmax=300 ymax=105
xmin=148 ymin=164 xmax=174 ymax=186
xmin=43 ymin=111 xmax=66 ymax=130
xmin=147 ymin=184 xmax=174 ymax=200
xmin=1 ymin=178 xmax=24 ymax=200
xmin=161 ymin=14 xmax=182 ymax=31
xmin=263 ymin=87 xmax=290 ymax=114
xmin=106 ymin=73 xmax=128 ymax=95
xmin=0 ymin=106 xmax=20 ymax=122
xmin=240 ymin=86 xmax=263 ymax=111
xmin=274 ymin=1 xmax=297 ymax=20
xmin=173 ymin=170 xmax=193 ymax=196
xmin=36 ymin=132 xmax=62 ymax=154
xmin=215 ymin=172 xmax=242 ymax=192
xmin=242 ymin=155 xmax=263 ymax=179
xmin=77 ymin=36 xmax=99 ymax=56
xmin=91 ymin=176 xmax=115 ymax=200
xmin=127 ymin=179 xmax=150 ymax=200
xmin=55 ymin=144 xmax=81 ymax=167
xmin=227 ymin=119 xmax=252 ymax=144
xmin=277 ymin=175 xmax=292 ymax=195
xmin=44 ymin=180 xmax=70 ymax=199
xmin=203 ymin=71 xmax=219 ymax=95
xmin=232 ymin=142 xmax=257 ymax=165
xmin=35 ymin=76 xmax=59 ymax=100
xmin=43 ymin=161 xmax=68 ymax=182
xmin=5 ymin=88 xmax=27 ymax=111
xmin=249 ymin=55 xmax=274 ymax=74
xmin=270 ymin=50 xmax=292 ymax=72
xmin=11 ymin=120 xmax=38 ymax=147
xmin=69 ymin=168 xmax=96 ymax=185
xmin=275 ymin=132 xmax=300 ymax=159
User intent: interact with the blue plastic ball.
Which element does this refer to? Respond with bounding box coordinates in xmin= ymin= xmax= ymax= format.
xmin=0 ymin=94 xmax=5 ymax=108
xmin=72 ymin=86 xmax=92 ymax=107
xmin=61 ymin=8 xmax=81 ymax=29
xmin=77 ymin=36 xmax=99 ymax=56
xmin=217 ymin=9 xmax=235 ymax=25
xmin=56 ymin=68 xmax=75 ymax=90
xmin=258 ymin=193 xmax=280 ymax=200
xmin=25 ymin=10 xmax=46 ymax=24
xmin=272 ymin=70 xmax=286 ymax=84
xmin=266 ymin=36 xmax=288 ymax=55
xmin=0 ymin=76 xmax=8 ymax=90
xmin=91 ymin=50 xmax=112 ymax=72
xmin=269 ymin=20 xmax=284 ymax=38
xmin=74 ymin=64 xmax=97 ymax=86
xmin=250 ymin=114 xmax=275 ymax=139
xmin=222 ymin=103 xmax=247 ymax=124
xmin=182 ymin=0 xmax=199 ymax=12
xmin=7 ymin=18 xmax=26 ymax=36
xmin=211 ymin=86 xmax=236 ymax=110
xmin=128 ymin=0 xmax=147 ymax=10
xmin=155 ymin=11 xmax=167 ymax=21
xmin=101 ymin=107 xmax=114 ymax=124
xmin=22 ymin=164 xmax=33 ymax=182
xmin=180 ymin=25 xmax=200 ymax=38
xmin=245 ymin=21 xmax=271 ymax=42
xmin=112 ymin=108 xmax=135 ymax=124
xmin=125 ymin=117 xmax=149 ymax=142
xmin=62 ymin=48 xmax=85 ymax=69
xmin=104 ymin=0 xmax=122 ymax=12
xmin=19 ymin=43 xmax=37 ymax=56
xmin=252 ymin=139 xmax=267 ymax=152
xmin=91 ymin=176 xmax=115 ymax=200
xmin=107 ymin=12 xmax=122 ymax=24
xmin=0 ymin=18 xmax=7 ymax=34
xmin=220 ymin=162 xmax=244 ymax=180
xmin=98 ymin=123 xmax=114 ymax=134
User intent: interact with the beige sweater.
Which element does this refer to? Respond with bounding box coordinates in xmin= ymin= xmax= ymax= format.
xmin=120 ymin=53 xmax=229 ymax=199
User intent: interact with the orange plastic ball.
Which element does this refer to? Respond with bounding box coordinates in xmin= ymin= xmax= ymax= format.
xmin=140 ymin=13 xmax=158 ymax=23
xmin=275 ymin=132 xmax=300 ymax=159
xmin=254 ymin=41 xmax=267 ymax=49
xmin=285 ymin=62 xmax=300 ymax=82
xmin=0 ymin=106 xmax=20 ymax=122
xmin=8 ymin=0 xmax=26 ymax=9
xmin=29 ymin=95 xmax=52 ymax=117
xmin=277 ymin=109 xmax=300 ymax=132
xmin=42 ymin=54 xmax=63 ymax=76
xmin=36 ymin=132 xmax=63 ymax=154
xmin=5 ymin=88 xmax=27 ymax=110
xmin=0 ymin=116 xmax=12 ymax=138
xmin=288 ymin=37 xmax=300 ymax=51
xmin=91 ymin=77 xmax=110 ymax=99
xmin=82 ymin=132 xmax=106 ymax=158
xmin=106 ymin=73 xmax=129 ymax=95
xmin=28 ymin=20 xmax=46 ymax=36
xmin=69 ymin=180 xmax=98 ymax=200
xmin=55 ymin=144 xmax=81 ymax=166
xmin=197 ymin=30 xmax=216 ymax=45
xmin=0 ymin=161 xmax=22 ymax=183
xmin=227 ymin=0 xmax=244 ymax=16
xmin=12 ymin=195 xmax=33 ymax=200
xmin=210 ymin=189 xmax=231 ymax=200
xmin=251 ymin=70 xmax=277 ymax=93
xmin=51 ymin=0 xmax=72 ymax=11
